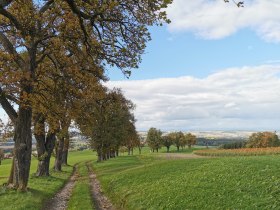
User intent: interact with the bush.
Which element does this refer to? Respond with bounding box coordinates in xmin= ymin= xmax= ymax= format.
xmin=246 ymin=132 xmax=280 ymax=148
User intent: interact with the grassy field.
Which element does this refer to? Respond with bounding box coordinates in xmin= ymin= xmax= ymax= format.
xmin=2 ymin=146 xmax=280 ymax=209
xmin=0 ymin=150 xmax=96 ymax=210
xmin=194 ymin=147 xmax=280 ymax=156
xmin=93 ymin=152 xmax=280 ymax=209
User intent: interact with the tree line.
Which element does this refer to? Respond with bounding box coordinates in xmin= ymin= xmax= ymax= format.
xmin=220 ymin=132 xmax=280 ymax=149
xmin=0 ymin=0 xmax=172 ymax=191
xmin=146 ymin=127 xmax=197 ymax=153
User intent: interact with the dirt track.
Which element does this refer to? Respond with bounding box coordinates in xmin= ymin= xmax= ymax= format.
xmin=43 ymin=165 xmax=78 ymax=210
xmin=43 ymin=162 xmax=115 ymax=210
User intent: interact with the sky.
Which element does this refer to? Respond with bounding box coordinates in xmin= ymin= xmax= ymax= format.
xmin=1 ymin=0 xmax=280 ymax=132
xmin=106 ymin=0 xmax=280 ymax=131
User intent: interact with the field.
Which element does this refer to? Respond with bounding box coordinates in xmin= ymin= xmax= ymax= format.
xmin=93 ymin=148 xmax=280 ymax=209
xmin=0 ymin=150 xmax=96 ymax=210
xmin=194 ymin=147 xmax=280 ymax=156
xmin=1 ymin=147 xmax=280 ymax=209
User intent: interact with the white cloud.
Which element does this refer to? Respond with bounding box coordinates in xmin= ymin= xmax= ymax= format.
xmin=106 ymin=65 xmax=280 ymax=131
xmin=166 ymin=0 xmax=280 ymax=42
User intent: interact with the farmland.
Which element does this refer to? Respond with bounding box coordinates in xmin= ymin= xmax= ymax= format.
xmin=92 ymin=148 xmax=280 ymax=209
xmin=1 ymin=147 xmax=280 ymax=209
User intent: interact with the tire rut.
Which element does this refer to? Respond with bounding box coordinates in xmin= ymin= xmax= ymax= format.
xmin=42 ymin=165 xmax=78 ymax=210
xmin=86 ymin=162 xmax=115 ymax=210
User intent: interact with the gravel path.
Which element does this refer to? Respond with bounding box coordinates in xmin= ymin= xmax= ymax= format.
xmin=42 ymin=165 xmax=78 ymax=210
xmin=86 ymin=162 xmax=115 ymax=210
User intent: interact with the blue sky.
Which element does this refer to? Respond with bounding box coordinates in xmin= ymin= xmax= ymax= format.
xmin=107 ymin=0 xmax=280 ymax=131
xmin=108 ymin=27 xmax=280 ymax=80
xmin=1 ymin=0 xmax=280 ymax=132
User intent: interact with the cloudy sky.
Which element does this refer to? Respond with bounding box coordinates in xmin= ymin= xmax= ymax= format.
xmin=1 ymin=1 xmax=279 ymax=132
xmin=106 ymin=0 xmax=280 ymax=131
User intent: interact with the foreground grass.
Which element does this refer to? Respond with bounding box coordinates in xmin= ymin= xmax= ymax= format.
xmin=93 ymin=154 xmax=280 ymax=209
xmin=0 ymin=150 xmax=96 ymax=210
xmin=68 ymin=162 xmax=94 ymax=210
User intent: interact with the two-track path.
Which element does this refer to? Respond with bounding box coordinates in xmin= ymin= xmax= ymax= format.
xmin=43 ymin=162 xmax=115 ymax=210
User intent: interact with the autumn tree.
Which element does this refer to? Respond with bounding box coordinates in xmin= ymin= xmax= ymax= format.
xmin=77 ymin=87 xmax=137 ymax=161
xmin=0 ymin=149 xmax=4 ymax=165
xmin=147 ymin=127 xmax=162 ymax=152
xmin=0 ymin=0 xmax=171 ymax=190
xmin=246 ymin=132 xmax=280 ymax=148
xmin=136 ymin=135 xmax=145 ymax=155
xmin=162 ymin=135 xmax=173 ymax=152
xmin=169 ymin=131 xmax=185 ymax=152
xmin=185 ymin=133 xmax=196 ymax=149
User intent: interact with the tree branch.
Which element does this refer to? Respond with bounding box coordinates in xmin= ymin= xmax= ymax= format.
xmin=39 ymin=0 xmax=54 ymax=14
xmin=0 ymin=87 xmax=18 ymax=123
xmin=0 ymin=7 xmax=23 ymax=31
xmin=0 ymin=31 xmax=26 ymax=70
xmin=0 ymin=0 xmax=13 ymax=8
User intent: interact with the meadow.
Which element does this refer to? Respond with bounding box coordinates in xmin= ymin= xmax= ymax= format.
xmin=1 ymin=146 xmax=280 ymax=209
xmin=0 ymin=150 xmax=96 ymax=210
xmin=194 ymin=147 xmax=280 ymax=156
xmin=93 ymin=147 xmax=280 ymax=210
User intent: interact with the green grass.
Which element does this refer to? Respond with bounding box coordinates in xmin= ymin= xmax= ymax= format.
xmin=68 ymin=162 xmax=94 ymax=210
xmin=93 ymin=154 xmax=280 ymax=210
xmin=0 ymin=150 xmax=96 ymax=210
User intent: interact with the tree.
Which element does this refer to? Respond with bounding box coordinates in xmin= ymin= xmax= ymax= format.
xmin=0 ymin=149 xmax=4 ymax=165
xmin=77 ymin=88 xmax=137 ymax=162
xmin=185 ymin=133 xmax=196 ymax=149
xmin=246 ymin=132 xmax=280 ymax=148
xmin=137 ymin=136 xmax=145 ymax=155
xmin=162 ymin=135 xmax=173 ymax=152
xmin=169 ymin=131 xmax=184 ymax=152
xmin=147 ymin=127 xmax=162 ymax=152
xmin=0 ymin=0 xmax=171 ymax=191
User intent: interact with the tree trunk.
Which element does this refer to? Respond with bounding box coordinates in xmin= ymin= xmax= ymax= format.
xmin=188 ymin=145 xmax=191 ymax=149
xmin=177 ymin=146 xmax=180 ymax=151
xmin=8 ymin=107 xmax=32 ymax=191
xmin=8 ymin=157 xmax=15 ymax=184
xmin=167 ymin=146 xmax=170 ymax=153
xmin=36 ymin=132 xmax=56 ymax=176
xmin=97 ymin=150 xmax=103 ymax=162
xmin=62 ymin=135 xmax=69 ymax=165
xmin=131 ymin=148 xmax=134 ymax=155
xmin=54 ymin=137 xmax=64 ymax=171
xmin=138 ymin=147 xmax=142 ymax=154
xmin=116 ymin=150 xmax=119 ymax=157
xmin=156 ymin=148 xmax=158 ymax=153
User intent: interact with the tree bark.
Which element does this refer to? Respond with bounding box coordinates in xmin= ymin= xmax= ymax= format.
xmin=177 ymin=146 xmax=180 ymax=151
xmin=36 ymin=132 xmax=56 ymax=176
xmin=167 ymin=146 xmax=170 ymax=153
xmin=62 ymin=134 xmax=69 ymax=165
xmin=34 ymin=115 xmax=57 ymax=176
xmin=8 ymin=106 xmax=32 ymax=191
xmin=54 ymin=137 xmax=64 ymax=171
